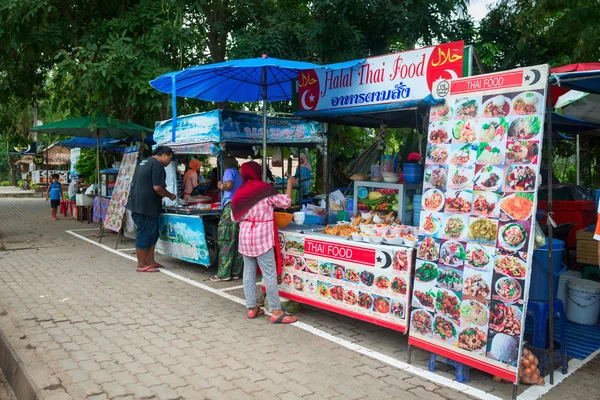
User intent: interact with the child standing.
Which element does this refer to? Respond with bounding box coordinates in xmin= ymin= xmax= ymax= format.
xmin=46 ymin=174 xmax=62 ymax=220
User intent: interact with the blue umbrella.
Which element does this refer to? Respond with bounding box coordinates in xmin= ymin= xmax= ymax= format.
xmin=150 ymin=55 xmax=360 ymax=179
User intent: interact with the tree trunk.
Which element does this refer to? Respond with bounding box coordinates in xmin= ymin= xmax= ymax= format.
xmin=203 ymin=0 xmax=229 ymax=110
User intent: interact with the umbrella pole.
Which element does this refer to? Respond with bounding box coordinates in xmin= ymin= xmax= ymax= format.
xmin=576 ymin=134 xmax=580 ymax=186
xmin=96 ymin=129 xmax=102 ymax=234
xmin=262 ymin=67 xmax=268 ymax=181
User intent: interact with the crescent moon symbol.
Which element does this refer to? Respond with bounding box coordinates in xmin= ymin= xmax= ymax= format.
xmin=444 ymin=69 xmax=459 ymax=80
xmin=300 ymin=90 xmax=311 ymax=110
xmin=529 ymin=69 xmax=541 ymax=85
xmin=379 ymin=250 xmax=392 ymax=269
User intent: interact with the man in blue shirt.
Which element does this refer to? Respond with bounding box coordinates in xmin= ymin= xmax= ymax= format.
xmin=212 ymin=155 xmax=244 ymax=281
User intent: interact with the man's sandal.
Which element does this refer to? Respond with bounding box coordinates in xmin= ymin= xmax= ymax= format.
xmin=270 ymin=312 xmax=297 ymax=324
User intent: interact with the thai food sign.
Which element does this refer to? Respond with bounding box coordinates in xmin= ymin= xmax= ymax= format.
xmin=278 ymin=230 xmax=414 ymax=332
xmin=408 ymin=65 xmax=550 ymax=383
xmin=297 ymin=41 xmax=464 ymax=112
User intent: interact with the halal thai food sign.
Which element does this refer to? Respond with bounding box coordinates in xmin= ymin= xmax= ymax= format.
xmin=298 ymin=41 xmax=464 ymax=112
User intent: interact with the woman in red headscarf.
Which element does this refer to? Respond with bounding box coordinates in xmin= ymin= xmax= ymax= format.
xmin=182 ymin=159 xmax=202 ymax=201
xmin=231 ymin=161 xmax=297 ymax=324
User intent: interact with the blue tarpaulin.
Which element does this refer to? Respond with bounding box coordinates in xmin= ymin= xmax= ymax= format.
xmin=550 ymin=70 xmax=600 ymax=95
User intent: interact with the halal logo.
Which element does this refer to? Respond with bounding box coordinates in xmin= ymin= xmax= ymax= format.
xmin=436 ymin=80 xmax=450 ymax=98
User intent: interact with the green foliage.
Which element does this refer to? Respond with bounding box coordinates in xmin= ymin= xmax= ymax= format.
xmin=74 ymin=149 xmax=104 ymax=184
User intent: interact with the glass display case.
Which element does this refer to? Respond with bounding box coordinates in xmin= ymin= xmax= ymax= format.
xmin=353 ymin=181 xmax=421 ymax=225
xmin=100 ymin=169 xmax=119 ymax=197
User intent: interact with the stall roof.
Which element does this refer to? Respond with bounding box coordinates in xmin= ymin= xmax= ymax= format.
xmin=550 ymin=69 xmax=600 ymax=95
xmin=58 ymin=136 xmax=155 ymax=149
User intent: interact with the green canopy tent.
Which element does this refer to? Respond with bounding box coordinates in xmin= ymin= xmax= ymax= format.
xmin=31 ymin=115 xmax=152 ymax=230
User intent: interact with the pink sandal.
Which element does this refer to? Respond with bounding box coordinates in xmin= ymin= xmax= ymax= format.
xmin=137 ymin=266 xmax=159 ymax=273
xmin=247 ymin=307 xmax=265 ymax=319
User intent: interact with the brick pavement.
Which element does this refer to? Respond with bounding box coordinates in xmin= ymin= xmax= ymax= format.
xmin=0 ymin=198 xmax=594 ymax=400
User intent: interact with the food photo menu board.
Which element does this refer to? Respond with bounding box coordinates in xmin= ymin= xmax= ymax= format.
xmin=278 ymin=230 xmax=414 ymax=332
xmin=409 ymin=65 xmax=549 ymax=382
xmin=104 ymin=146 xmax=139 ymax=232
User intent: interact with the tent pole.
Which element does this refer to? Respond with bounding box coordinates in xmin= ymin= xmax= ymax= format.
xmin=171 ymin=76 xmax=177 ymax=143
xmin=546 ymin=84 xmax=555 ymax=386
xmin=262 ymin=67 xmax=268 ymax=182
xmin=576 ymin=134 xmax=580 ymax=186
xmin=46 ymin=135 xmax=49 ymax=194
xmin=325 ymin=124 xmax=331 ymax=222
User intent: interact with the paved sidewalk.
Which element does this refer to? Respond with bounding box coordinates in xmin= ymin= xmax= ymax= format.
xmin=0 ymin=198 xmax=595 ymax=400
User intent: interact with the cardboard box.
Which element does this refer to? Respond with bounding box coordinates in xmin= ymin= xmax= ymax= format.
xmin=576 ymin=229 xmax=599 ymax=265
xmin=76 ymin=194 xmax=94 ymax=206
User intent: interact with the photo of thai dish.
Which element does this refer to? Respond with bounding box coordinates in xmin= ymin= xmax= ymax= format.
xmin=443 ymin=216 xmax=467 ymax=240
xmin=500 ymin=193 xmax=534 ymax=221
xmin=360 ymin=270 xmax=375 ymax=286
xmin=417 ymin=237 xmax=440 ymax=261
xmin=415 ymin=262 xmax=439 ymax=282
xmin=330 ymin=285 xmax=344 ymax=301
xmin=481 ymin=96 xmax=510 ymax=117
xmin=476 ymin=142 xmax=504 ymax=165
xmin=429 ymin=124 xmax=450 ymax=143
xmin=435 ymin=289 xmax=461 ymax=320
xmin=319 ymin=262 xmax=332 ymax=277
xmin=358 ymin=292 xmax=373 ymax=309
xmin=294 ymin=257 xmax=305 ymax=271
xmin=472 ymin=192 xmax=499 ymax=217
xmin=431 ymin=103 xmax=452 ymax=121
xmin=283 ymin=272 xmax=292 ymax=286
xmin=421 ymin=213 xmax=441 ymax=237
xmin=411 ymin=310 xmax=433 ymax=336
xmin=422 ymin=189 xmax=445 ymax=212
xmin=340 ymin=289 xmax=356 ymax=306
xmin=506 ymin=141 xmax=539 ymax=164
xmin=448 ymin=166 xmax=474 ymax=190
xmin=458 ymin=327 xmax=488 ymax=352
xmin=286 ymin=238 xmax=304 ymax=253
xmin=391 ymin=277 xmax=408 ymax=295
xmin=283 ymin=254 xmax=295 ymax=269
xmin=500 ymin=223 xmax=528 ymax=251
xmin=317 ymin=282 xmax=330 ymax=298
xmin=439 ymin=241 xmax=466 ymax=267
xmin=466 ymin=245 xmax=493 ymax=270
xmin=344 ymin=268 xmax=360 ymax=283
xmin=444 ymin=191 xmax=473 ymax=214
xmin=479 ymin=117 xmax=508 ymax=141
xmin=306 ymin=279 xmax=316 ymax=293
xmin=505 ymin=165 xmax=537 ymax=192
xmin=512 ymin=92 xmax=542 ymax=115
xmin=464 ymin=273 xmax=491 ymax=299
xmin=305 ymin=259 xmax=319 ymax=274
xmin=461 ymin=300 xmax=489 ymax=326
xmin=455 ymin=98 xmax=479 ymax=119
xmin=488 ymin=332 xmax=518 ymax=365
xmin=427 ymin=144 xmax=449 ymax=164
xmin=473 ymin=165 xmax=502 ymax=191
xmin=437 ymin=268 xmax=462 ymax=292
xmin=373 ymin=296 xmax=391 ymax=314
xmin=468 ymin=217 xmax=498 ymax=245
xmin=494 ymin=277 xmax=522 ymax=303
xmin=375 ymin=275 xmax=390 ymax=290
xmin=489 ymin=303 xmax=522 ymax=336
xmin=453 ymin=120 xmax=477 ymax=143
xmin=449 ymin=144 xmax=474 ymax=165
xmin=332 ymin=264 xmax=345 ymax=280
xmin=433 ymin=315 xmax=458 ymax=343
xmin=393 ymin=250 xmax=409 ymax=272
xmin=495 ymin=255 xmax=527 ymax=278
xmin=414 ymin=290 xmax=435 ymax=309
xmin=293 ymin=275 xmax=304 ymax=291
xmin=508 ymin=116 xmax=541 ymax=140
xmin=424 ymin=165 xmax=448 ymax=190
xmin=391 ymin=301 xmax=405 ymax=319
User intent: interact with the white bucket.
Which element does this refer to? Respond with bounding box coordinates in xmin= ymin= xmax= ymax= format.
xmin=566 ymin=278 xmax=600 ymax=325
xmin=558 ymin=270 xmax=582 ymax=306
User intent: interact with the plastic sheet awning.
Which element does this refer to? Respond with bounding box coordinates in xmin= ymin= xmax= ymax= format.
xmin=550 ymin=69 xmax=600 ymax=95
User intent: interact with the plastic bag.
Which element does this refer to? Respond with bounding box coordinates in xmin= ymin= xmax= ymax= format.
xmin=533 ymin=220 xmax=547 ymax=250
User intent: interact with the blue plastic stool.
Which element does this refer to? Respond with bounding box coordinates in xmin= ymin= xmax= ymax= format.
xmin=525 ymin=300 xmax=568 ymax=374
xmin=428 ymin=353 xmax=470 ymax=383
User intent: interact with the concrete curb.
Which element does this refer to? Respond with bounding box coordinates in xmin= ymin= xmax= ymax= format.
xmin=0 ymin=321 xmax=44 ymax=400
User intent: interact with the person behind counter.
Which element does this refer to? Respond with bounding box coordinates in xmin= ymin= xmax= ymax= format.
xmin=68 ymin=174 xmax=86 ymax=201
xmin=294 ymin=152 xmax=312 ymax=195
xmin=127 ymin=146 xmax=176 ymax=273
xmin=211 ymin=155 xmax=244 ymax=282
xmin=182 ymin=159 xmax=202 ymax=201
xmin=231 ymin=161 xmax=297 ymax=324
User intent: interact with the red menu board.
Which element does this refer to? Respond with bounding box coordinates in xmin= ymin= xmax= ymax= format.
xmin=278 ymin=231 xmax=414 ymax=332
xmin=408 ymin=65 xmax=549 ymax=382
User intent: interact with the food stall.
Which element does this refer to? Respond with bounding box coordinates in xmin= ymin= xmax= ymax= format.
xmin=277 ymin=41 xmax=469 ymax=332
xmin=151 ymin=109 xmax=325 ymax=267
